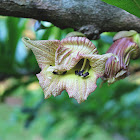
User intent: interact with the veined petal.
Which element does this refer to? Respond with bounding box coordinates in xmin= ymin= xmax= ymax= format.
xmin=103 ymin=37 xmax=140 ymax=84
xmin=36 ymin=65 xmax=98 ymax=103
xmin=84 ymin=53 xmax=114 ymax=78
xmin=64 ymin=68 xmax=97 ymax=103
xmin=55 ymin=37 xmax=98 ymax=71
xmin=36 ymin=66 xmax=65 ymax=98
xmin=22 ymin=37 xmax=60 ymax=69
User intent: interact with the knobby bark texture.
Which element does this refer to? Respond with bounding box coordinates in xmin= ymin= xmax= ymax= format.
xmin=0 ymin=0 xmax=140 ymax=39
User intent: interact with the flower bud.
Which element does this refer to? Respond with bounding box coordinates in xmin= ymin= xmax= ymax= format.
xmin=102 ymin=30 xmax=140 ymax=84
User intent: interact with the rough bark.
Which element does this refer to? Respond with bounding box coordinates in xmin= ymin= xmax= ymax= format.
xmin=0 ymin=0 xmax=140 ymax=39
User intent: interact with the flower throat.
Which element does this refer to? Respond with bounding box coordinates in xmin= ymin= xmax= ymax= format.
xmin=75 ymin=59 xmax=90 ymax=77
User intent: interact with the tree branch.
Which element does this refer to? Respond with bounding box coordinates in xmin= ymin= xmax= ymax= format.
xmin=0 ymin=0 xmax=140 ymax=39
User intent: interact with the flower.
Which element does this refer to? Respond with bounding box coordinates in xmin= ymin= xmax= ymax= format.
xmin=102 ymin=30 xmax=140 ymax=84
xmin=22 ymin=37 xmax=113 ymax=103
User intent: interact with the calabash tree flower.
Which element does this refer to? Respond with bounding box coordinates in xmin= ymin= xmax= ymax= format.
xmin=23 ymin=37 xmax=113 ymax=103
xmin=102 ymin=30 xmax=140 ymax=84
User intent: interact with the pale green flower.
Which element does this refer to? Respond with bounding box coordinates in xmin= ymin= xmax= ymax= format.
xmin=23 ymin=37 xmax=113 ymax=103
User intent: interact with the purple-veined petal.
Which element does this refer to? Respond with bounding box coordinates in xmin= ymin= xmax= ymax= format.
xmin=83 ymin=53 xmax=114 ymax=78
xmin=36 ymin=65 xmax=65 ymax=98
xmin=36 ymin=65 xmax=98 ymax=103
xmin=103 ymin=37 xmax=140 ymax=84
xmin=55 ymin=37 xmax=98 ymax=71
xmin=64 ymin=69 xmax=97 ymax=103
xmin=22 ymin=37 xmax=60 ymax=69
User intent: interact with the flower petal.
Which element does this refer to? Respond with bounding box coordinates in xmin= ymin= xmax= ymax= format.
xmin=36 ymin=65 xmax=99 ymax=103
xmin=22 ymin=37 xmax=60 ymax=69
xmin=64 ymin=68 xmax=97 ymax=103
xmin=55 ymin=37 xmax=98 ymax=71
xmin=36 ymin=66 xmax=65 ymax=98
xmin=84 ymin=53 xmax=114 ymax=78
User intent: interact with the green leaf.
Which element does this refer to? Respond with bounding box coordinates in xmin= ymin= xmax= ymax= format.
xmin=102 ymin=0 xmax=140 ymax=18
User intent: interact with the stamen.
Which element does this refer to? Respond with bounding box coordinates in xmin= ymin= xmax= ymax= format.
xmin=81 ymin=59 xmax=87 ymax=71
xmin=62 ymin=71 xmax=67 ymax=74
xmin=79 ymin=70 xmax=84 ymax=76
xmin=82 ymin=72 xmax=89 ymax=77
xmin=75 ymin=59 xmax=90 ymax=77
xmin=80 ymin=70 xmax=84 ymax=73
xmin=52 ymin=71 xmax=57 ymax=74
xmin=75 ymin=70 xmax=79 ymax=75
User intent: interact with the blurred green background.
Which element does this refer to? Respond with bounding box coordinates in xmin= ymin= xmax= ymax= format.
xmin=0 ymin=16 xmax=140 ymax=140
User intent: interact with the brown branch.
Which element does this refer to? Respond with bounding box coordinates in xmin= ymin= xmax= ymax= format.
xmin=0 ymin=0 xmax=140 ymax=39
